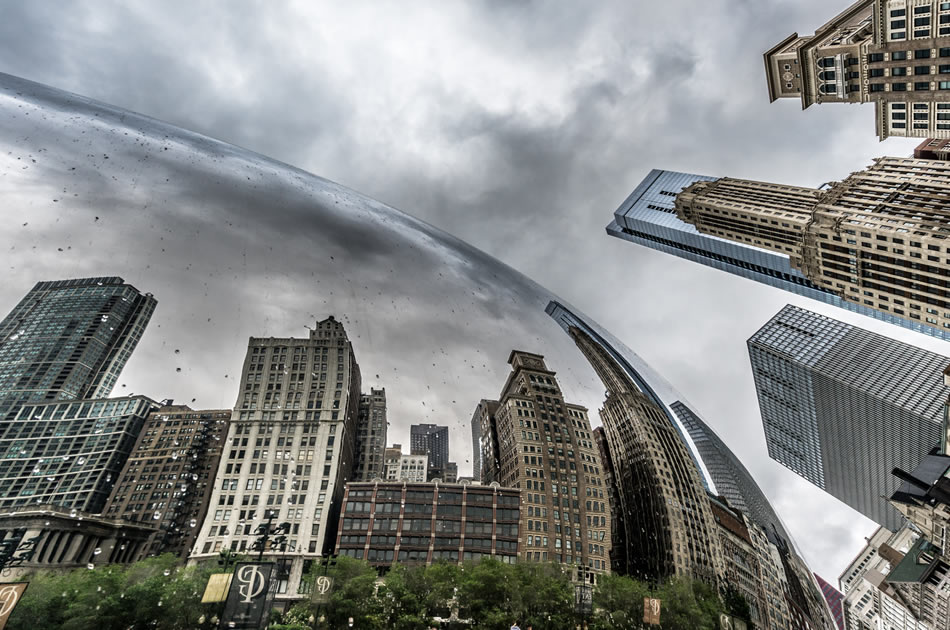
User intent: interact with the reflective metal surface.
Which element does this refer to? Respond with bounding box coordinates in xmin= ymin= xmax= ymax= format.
xmin=0 ymin=72 xmax=832 ymax=626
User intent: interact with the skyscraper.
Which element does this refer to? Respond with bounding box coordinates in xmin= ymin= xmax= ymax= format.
xmin=103 ymin=405 xmax=231 ymax=557
xmin=475 ymin=351 xmax=610 ymax=578
xmin=354 ymin=388 xmax=387 ymax=481
xmin=764 ymin=0 xmax=950 ymax=140
xmin=0 ymin=277 xmax=156 ymax=419
xmin=607 ymin=162 xmax=950 ymax=341
xmin=0 ymin=395 xmax=159 ymax=513
xmin=410 ymin=423 xmax=449 ymax=470
xmin=190 ymin=316 xmax=362 ymax=602
xmin=675 ymin=157 xmax=950 ymax=340
xmin=748 ymin=304 xmax=949 ymax=529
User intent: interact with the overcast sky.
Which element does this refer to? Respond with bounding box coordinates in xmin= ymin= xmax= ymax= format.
xmin=1 ymin=0 xmax=946 ymax=583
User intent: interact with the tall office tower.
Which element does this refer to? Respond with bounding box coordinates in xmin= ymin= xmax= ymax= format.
xmin=749 ymin=305 xmax=949 ymax=529
xmin=354 ymin=388 xmax=387 ymax=481
xmin=764 ymin=0 xmax=950 ymax=141
xmin=838 ymin=526 xmax=927 ymax=630
xmin=0 ymin=396 xmax=158 ymax=513
xmin=410 ymin=423 xmax=449 ymax=470
xmin=190 ymin=316 xmax=362 ymax=602
xmin=672 ymin=157 xmax=950 ymax=340
xmin=673 ymin=402 xmax=792 ymax=545
xmin=0 ymin=277 xmax=156 ymax=420
xmin=813 ymin=574 xmax=845 ymax=630
xmin=103 ymin=405 xmax=231 ymax=558
xmin=565 ymin=324 xmax=724 ymax=585
xmin=606 ymin=169 xmax=921 ymax=340
xmin=592 ymin=427 xmax=625 ymax=575
xmin=477 ymin=351 xmax=610 ymax=579
xmin=471 ymin=399 xmax=500 ymax=484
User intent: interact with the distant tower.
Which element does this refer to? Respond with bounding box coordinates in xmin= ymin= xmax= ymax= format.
xmin=189 ymin=316 xmax=363 ymax=603
xmin=410 ymin=423 xmax=449 ymax=469
xmin=0 ymin=276 xmax=156 ymax=419
xmin=748 ymin=305 xmax=948 ymax=529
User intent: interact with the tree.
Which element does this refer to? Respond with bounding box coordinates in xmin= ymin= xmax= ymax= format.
xmin=590 ymin=572 xmax=651 ymax=630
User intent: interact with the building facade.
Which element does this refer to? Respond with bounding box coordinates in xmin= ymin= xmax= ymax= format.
xmin=189 ymin=316 xmax=363 ymax=603
xmin=748 ymin=304 xmax=948 ymax=529
xmin=671 ymin=157 xmax=950 ymax=341
xmin=0 ymin=507 xmax=155 ymax=577
xmin=335 ymin=481 xmax=520 ymax=567
xmin=0 ymin=395 xmax=159 ymax=513
xmin=765 ymin=0 xmax=950 ymax=140
xmin=383 ymin=445 xmax=429 ymax=483
xmin=606 ymin=168 xmax=939 ymax=340
xmin=838 ymin=525 xmax=929 ymax=630
xmin=103 ymin=405 xmax=231 ymax=557
xmin=354 ymin=388 xmax=387 ymax=482
xmin=476 ymin=351 xmax=610 ymax=580
xmin=593 ymin=426 xmax=626 ymax=576
xmin=0 ymin=276 xmax=155 ymax=420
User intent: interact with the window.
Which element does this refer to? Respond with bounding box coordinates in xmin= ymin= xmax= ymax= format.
xmin=893 ymin=82 xmax=908 ymax=91
xmin=893 ymin=112 xmax=906 ymax=120
xmin=941 ymin=81 xmax=950 ymax=89
xmin=915 ymin=65 xmax=932 ymax=75
xmin=892 ymin=19 xmax=907 ymax=28
xmin=915 ymin=81 xmax=931 ymax=90
xmin=869 ymin=52 xmax=885 ymax=62
xmin=893 ymin=67 xmax=908 ymax=75
xmin=892 ymin=31 xmax=907 ymax=39
xmin=916 ymin=49 xmax=932 ymax=59
xmin=941 ymin=48 xmax=950 ymax=57
xmin=891 ymin=8 xmax=906 ymax=16
xmin=941 ymin=65 xmax=950 ymax=74
xmin=871 ymin=84 xmax=885 ymax=92
xmin=870 ymin=68 xmax=885 ymax=77
xmin=914 ymin=17 xmax=931 ymax=26
xmin=893 ymin=51 xmax=909 ymax=60
xmin=915 ymin=5 xmax=931 ymax=13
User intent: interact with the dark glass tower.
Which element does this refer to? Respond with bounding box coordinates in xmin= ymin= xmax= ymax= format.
xmin=409 ymin=423 xmax=449 ymax=470
xmin=0 ymin=276 xmax=157 ymax=420
xmin=748 ymin=304 xmax=948 ymax=529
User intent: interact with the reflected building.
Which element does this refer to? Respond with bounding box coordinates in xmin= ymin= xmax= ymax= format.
xmin=593 ymin=426 xmax=625 ymax=575
xmin=471 ymin=399 xmax=500 ymax=484
xmin=475 ymin=351 xmax=610 ymax=579
xmin=103 ymin=405 xmax=231 ymax=558
xmin=0 ymin=276 xmax=155 ymax=420
xmin=547 ymin=300 xmax=835 ymax=628
xmin=559 ymin=315 xmax=725 ymax=584
xmin=749 ymin=305 xmax=948 ymax=529
xmin=354 ymin=388 xmax=387 ymax=481
xmin=190 ymin=316 xmax=362 ymax=603
xmin=673 ymin=402 xmax=791 ymax=545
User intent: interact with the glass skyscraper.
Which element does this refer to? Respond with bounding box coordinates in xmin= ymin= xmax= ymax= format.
xmin=607 ymin=169 xmax=946 ymax=340
xmin=0 ymin=277 xmax=157 ymax=420
xmin=748 ymin=304 xmax=949 ymax=529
